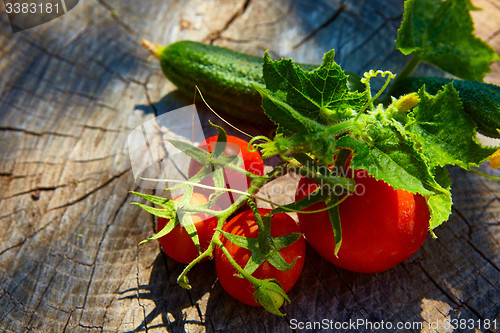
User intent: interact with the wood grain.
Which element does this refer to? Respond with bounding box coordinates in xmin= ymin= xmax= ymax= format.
xmin=0 ymin=0 xmax=499 ymax=332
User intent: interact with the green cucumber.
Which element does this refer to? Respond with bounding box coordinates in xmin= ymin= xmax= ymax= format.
xmin=391 ymin=77 xmax=500 ymax=138
xmin=143 ymin=40 xmax=364 ymax=125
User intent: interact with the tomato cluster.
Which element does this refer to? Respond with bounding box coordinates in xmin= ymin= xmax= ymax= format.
xmin=160 ymin=135 xmax=305 ymax=306
xmin=156 ymin=134 xmax=430 ymax=309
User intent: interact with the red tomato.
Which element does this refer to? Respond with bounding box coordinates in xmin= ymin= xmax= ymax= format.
xmin=157 ymin=192 xmax=218 ymax=264
xmin=295 ymin=169 xmax=429 ymax=273
xmin=188 ymin=135 xmax=264 ymax=208
xmin=215 ymin=209 xmax=305 ymax=306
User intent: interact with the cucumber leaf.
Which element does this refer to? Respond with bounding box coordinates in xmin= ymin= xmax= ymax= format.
xmin=336 ymin=124 xmax=435 ymax=196
xmin=252 ymin=84 xmax=328 ymax=135
xmin=336 ymin=122 xmax=452 ymax=229
xmin=405 ymin=84 xmax=497 ymax=169
xmin=396 ymin=0 xmax=500 ymax=81
xmin=257 ymin=50 xmax=367 ymax=131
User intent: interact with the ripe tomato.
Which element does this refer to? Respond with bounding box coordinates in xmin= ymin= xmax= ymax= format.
xmin=215 ymin=208 xmax=305 ymax=306
xmin=188 ymin=135 xmax=264 ymax=208
xmin=295 ymin=169 xmax=429 ymax=273
xmin=157 ymin=192 xmax=218 ymax=264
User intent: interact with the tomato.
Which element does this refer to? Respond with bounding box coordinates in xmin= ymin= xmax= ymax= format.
xmin=157 ymin=192 xmax=218 ymax=264
xmin=215 ymin=208 xmax=305 ymax=306
xmin=188 ymin=135 xmax=264 ymax=208
xmin=295 ymin=169 xmax=429 ymax=273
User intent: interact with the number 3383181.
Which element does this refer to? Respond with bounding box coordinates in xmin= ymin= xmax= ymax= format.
xmin=6 ymin=2 xmax=59 ymax=14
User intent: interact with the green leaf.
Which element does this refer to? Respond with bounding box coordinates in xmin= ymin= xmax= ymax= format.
xmin=131 ymin=203 xmax=176 ymax=220
xmin=253 ymin=83 xmax=327 ymax=135
xmin=130 ymin=191 xmax=175 ymax=209
xmin=168 ymin=139 xmax=211 ymax=165
xmin=336 ymin=121 xmax=452 ymax=229
xmin=427 ymin=192 xmax=453 ymax=231
xmin=180 ymin=213 xmax=201 ymax=253
xmin=396 ymin=0 xmax=500 ymax=81
xmin=326 ymin=196 xmax=342 ymax=257
xmin=271 ymin=187 xmax=329 ymax=214
xmin=131 ymin=203 xmax=180 ymax=243
xmin=337 ymin=123 xmax=437 ymax=196
xmin=271 ymin=233 xmax=302 ymax=253
xmin=219 ymin=229 xmax=260 ymax=250
xmin=405 ymin=84 xmax=497 ymax=169
xmin=257 ymin=50 xmax=367 ymax=130
xmin=426 ymin=166 xmax=453 ymax=233
xmin=210 ymin=122 xmax=228 ymax=158
xmin=433 ymin=166 xmax=452 ymax=191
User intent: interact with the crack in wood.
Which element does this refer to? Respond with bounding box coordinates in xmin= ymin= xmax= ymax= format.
xmin=0 ymin=284 xmax=32 ymax=314
xmin=7 ymin=39 xmax=145 ymax=97
xmin=48 ymin=167 xmax=131 ymax=211
xmin=247 ymin=0 xmax=298 ymax=30
xmin=418 ymin=262 xmax=464 ymax=309
xmin=4 ymin=83 xmax=117 ymax=116
xmin=82 ymin=125 xmax=123 ymax=133
xmin=0 ymin=126 xmax=77 ymax=138
xmin=25 ymin=255 xmax=64 ymax=332
xmin=486 ymin=0 xmax=500 ymax=11
xmin=0 ymin=220 xmax=54 ymax=257
xmin=48 ymin=85 xmax=120 ymax=112
xmin=206 ymin=0 xmax=252 ymax=44
xmin=19 ymin=37 xmax=79 ymax=68
xmin=453 ymin=206 xmax=500 ymax=274
xmin=94 ymin=59 xmax=148 ymax=87
xmin=4 ymin=186 xmax=64 ymax=201
xmin=487 ymin=27 xmax=500 ymax=43
xmin=293 ymin=3 xmax=346 ymax=50
xmin=77 ymin=323 xmax=104 ymax=330
xmin=95 ymin=0 xmax=137 ymax=37
xmin=343 ymin=12 xmax=403 ymax=59
xmin=142 ymin=73 xmax=160 ymax=118
xmin=330 ymin=267 xmax=370 ymax=315
xmin=135 ymin=251 xmax=149 ymax=333
xmin=61 ymin=308 xmax=74 ymax=333
xmin=55 ymin=253 xmax=94 ymax=268
xmin=76 ymin=187 xmax=135 ymax=328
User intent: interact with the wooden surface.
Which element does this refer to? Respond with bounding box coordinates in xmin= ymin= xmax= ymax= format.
xmin=0 ymin=0 xmax=499 ymax=332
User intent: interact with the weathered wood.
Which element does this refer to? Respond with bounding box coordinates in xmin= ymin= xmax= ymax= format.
xmin=0 ymin=0 xmax=499 ymax=332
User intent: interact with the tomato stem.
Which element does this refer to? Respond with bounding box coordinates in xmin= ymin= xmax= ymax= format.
xmin=469 ymin=168 xmax=500 ymax=181
xmin=247 ymin=200 xmax=273 ymax=253
xmin=215 ymin=238 xmax=263 ymax=286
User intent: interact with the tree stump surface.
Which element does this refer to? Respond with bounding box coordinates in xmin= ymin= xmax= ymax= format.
xmin=0 ymin=0 xmax=499 ymax=332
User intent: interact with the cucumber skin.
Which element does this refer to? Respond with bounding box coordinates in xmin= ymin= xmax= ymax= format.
xmin=391 ymin=77 xmax=500 ymax=138
xmin=158 ymin=41 xmax=363 ymax=125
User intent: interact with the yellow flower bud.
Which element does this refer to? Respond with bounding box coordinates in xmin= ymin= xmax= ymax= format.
xmin=489 ymin=149 xmax=500 ymax=169
xmin=394 ymin=93 xmax=420 ymax=112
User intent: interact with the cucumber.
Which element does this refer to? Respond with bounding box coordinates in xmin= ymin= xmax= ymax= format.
xmin=391 ymin=77 xmax=500 ymax=138
xmin=142 ymin=40 xmax=364 ymax=125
